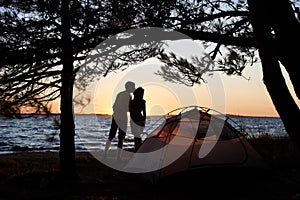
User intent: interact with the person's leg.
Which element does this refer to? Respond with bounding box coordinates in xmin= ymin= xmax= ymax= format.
xmin=130 ymin=120 xmax=138 ymax=151
xmin=133 ymin=137 xmax=141 ymax=151
xmin=135 ymin=126 xmax=143 ymax=151
xmin=105 ymin=117 xmax=118 ymax=154
xmin=131 ymin=121 xmax=143 ymax=151
xmin=117 ymin=128 xmax=126 ymax=159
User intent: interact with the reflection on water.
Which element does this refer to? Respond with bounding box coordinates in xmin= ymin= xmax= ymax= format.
xmin=0 ymin=114 xmax=286 ymax=154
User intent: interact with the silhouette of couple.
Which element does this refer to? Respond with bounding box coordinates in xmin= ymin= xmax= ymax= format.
xmin=104 ymin=81 xmax=146 ymax=159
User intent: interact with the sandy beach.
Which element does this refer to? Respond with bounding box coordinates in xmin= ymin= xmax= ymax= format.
xmin=0 ymin=148 xmax=299 ymax=200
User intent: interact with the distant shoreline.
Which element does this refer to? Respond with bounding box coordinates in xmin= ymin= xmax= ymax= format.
xmin=0 ymin=113 xmax=281 ymax=118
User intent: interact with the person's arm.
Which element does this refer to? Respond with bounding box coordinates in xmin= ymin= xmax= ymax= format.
xmin=142 ymin=101 xmax=146 ymax=121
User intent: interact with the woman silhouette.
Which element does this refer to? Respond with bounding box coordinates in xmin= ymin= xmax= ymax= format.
xmin=129 ymin=87 xmax=146 ymax=151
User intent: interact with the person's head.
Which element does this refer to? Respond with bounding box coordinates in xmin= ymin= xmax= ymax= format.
xmin=125 ymin=81 xmax=135 ymax=93
xmin=133 ymin=87 xmax=144 ymax=100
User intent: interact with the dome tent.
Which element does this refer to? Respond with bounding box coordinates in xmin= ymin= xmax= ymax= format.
xmin=124 ymin=106 xmax=266 ymax=182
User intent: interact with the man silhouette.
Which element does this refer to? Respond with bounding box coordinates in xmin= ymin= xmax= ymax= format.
xmin=104 ymin=81 xmax=135 ymax=159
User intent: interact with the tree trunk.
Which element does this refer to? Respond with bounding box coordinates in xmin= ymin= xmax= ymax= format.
xmin=248 ymin=0 xmax=300 ymax=150
xmin=269 ymin=0 xmax=300 ymax=99
xmin=60 ymin=0 xmax=77 ymax=178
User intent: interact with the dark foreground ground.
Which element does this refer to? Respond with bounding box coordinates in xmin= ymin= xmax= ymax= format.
xmin=0 ymin=149 xmax=300 ymax=200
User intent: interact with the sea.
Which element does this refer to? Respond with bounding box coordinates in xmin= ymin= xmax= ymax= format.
xmin=0 ymin=114 xmax=287 ymax=154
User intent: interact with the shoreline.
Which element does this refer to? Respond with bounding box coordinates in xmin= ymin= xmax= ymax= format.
xmin=0 ymin=151 xmax=299 ymax=200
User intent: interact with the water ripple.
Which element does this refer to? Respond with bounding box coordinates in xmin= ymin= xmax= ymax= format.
xmin=0 ymin=114 xmax=286 ymax=153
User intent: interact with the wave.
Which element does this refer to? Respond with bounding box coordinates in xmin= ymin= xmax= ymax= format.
xmin=0 ymin=115 xmax=287 ymax=154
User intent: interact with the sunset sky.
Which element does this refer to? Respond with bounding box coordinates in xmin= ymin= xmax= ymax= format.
xmin=70 ymin=61 xmax=299 ymax=118
xmin=85 ymin=62 xmax=298 ymax=117
xmin=51 ymin=38 xmax=299 ymax=117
